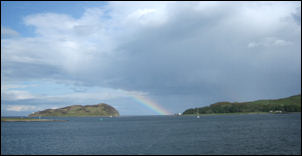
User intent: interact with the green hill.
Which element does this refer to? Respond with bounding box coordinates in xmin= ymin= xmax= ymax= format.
xmin=183 ymin=94 xmax=301 ymax=115
xmin=29 ymin=103 xmax=120 ymax=117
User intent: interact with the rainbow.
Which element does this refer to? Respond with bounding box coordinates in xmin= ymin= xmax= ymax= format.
xmin=130 ymin=94 xmax=171 ymax=115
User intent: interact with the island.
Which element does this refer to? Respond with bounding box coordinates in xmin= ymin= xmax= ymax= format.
xmin=182 ymin=94 xmax=301 ymax=115
xmin=29 ymin=103 xmax=120 ymax=117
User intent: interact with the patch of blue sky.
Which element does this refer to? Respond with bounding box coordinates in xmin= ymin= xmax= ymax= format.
xmin=1 ymin=1 xmax=108 ymax=37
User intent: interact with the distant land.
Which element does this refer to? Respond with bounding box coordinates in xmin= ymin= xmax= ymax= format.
xmin=1 ymin=118 xmax=66 ymax=122
xmin=183 ymin=94 xmax=301 ymax=115
xmin=29 ymin=103 xmax=120 ymax=117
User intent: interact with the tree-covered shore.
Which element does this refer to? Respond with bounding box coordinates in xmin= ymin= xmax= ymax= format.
xmin=183 ymin=94 xmax=301 ymax=115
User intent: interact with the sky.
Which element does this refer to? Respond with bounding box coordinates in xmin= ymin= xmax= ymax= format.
xmin=1 ymin=1 xmax=301 ymax=116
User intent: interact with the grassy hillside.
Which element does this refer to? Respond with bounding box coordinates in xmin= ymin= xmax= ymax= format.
xmin=183 ymin=94 xmax=301 ymax=115
xmin=29 ymin=103 xmax=120 ymax=117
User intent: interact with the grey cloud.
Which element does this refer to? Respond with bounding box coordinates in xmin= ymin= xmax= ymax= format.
xmin=1 ymin=61 xmax=67 ymax=82
xmin=93 ymin=3 xmax=300 ymax=100
xmin=2 ymin=2 xmax=301 ymax=115
xmin=292 ymin=6 xmax=301 ymax=25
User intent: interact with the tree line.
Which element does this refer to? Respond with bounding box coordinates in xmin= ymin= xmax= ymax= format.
xmin=183 ymin=94 xmax=301 ymax=115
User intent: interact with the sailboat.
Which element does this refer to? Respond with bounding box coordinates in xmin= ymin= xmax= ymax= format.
xmin=197 ymin=109 xmax=200 ymax=118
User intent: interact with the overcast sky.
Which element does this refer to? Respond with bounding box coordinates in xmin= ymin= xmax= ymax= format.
xmin=1 ymin=1 xmax=301 ymax=116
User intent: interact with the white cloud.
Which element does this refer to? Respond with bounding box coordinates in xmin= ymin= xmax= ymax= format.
xmin=3 ymin=2 xmax=299 ymax=75
xmin=1 ymin=2 xmax=301 ymax=115
xmin=248 ymin=37 xmax=293 ymax=48
xmin=5 ymin=105 xmax=38 ymax=112
xmin=247 ymin=42 xmax=258 ymax=48
xmin=2 ymin=90 xmax=37 ymax=101
xmin=1 ymin=84 xmax=28 ymax=91
xmin=1 ymin=81 xmax=147 ymax=103
xmin=1 ymin=27 xmax=19 ymax=38
xmin=24 ymin=13 xmax=77 ymax=37
xmin=42 ymin=88 xmax=148 ymax=103
xmin=1 ymin=83 xmax=40 ymax=101
xmin=125 ymin=8 xmax=167 ymax=26
xmin=273 ymin=39 xmax=293 ymax=46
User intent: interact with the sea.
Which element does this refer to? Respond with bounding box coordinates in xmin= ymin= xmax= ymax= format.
xmin=1 ymin=113 xmax=301 ymax=155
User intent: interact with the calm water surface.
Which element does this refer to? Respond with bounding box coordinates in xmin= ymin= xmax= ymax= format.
xmin=1 ymin=113 xmax=301 ymax=155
